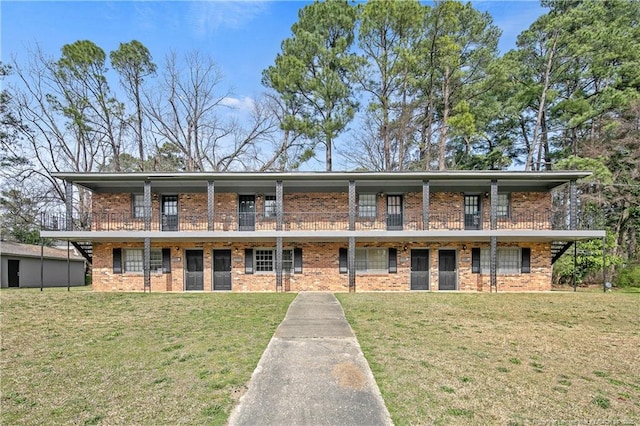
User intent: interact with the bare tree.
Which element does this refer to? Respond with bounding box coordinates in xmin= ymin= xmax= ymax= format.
xmin=145 ymin=51 xmax=233 ymax=171
xmin=10 ymin=45 xmax=106 ymax=213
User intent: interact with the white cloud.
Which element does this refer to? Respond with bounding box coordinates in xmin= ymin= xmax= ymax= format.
xmin=189 ymin=1 xmax=269 ymax=36
xmin=221 ymin=96 xmax=256 ymax=113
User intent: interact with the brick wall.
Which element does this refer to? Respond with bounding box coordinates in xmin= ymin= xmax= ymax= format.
xmin=92 ymin=190 xmax=552 ymax=232
xmin=93 ymin=241 xmax=551 ymax=292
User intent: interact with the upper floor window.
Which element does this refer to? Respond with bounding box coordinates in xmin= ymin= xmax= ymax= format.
xmin=132 ymin=194 xmax=145 ymax=218
xmin=264 ymin=195 xmax=277 ymax=218
xmin=497 ymin=193 xmax=510 ymax=218
xmin=358 ymin=194 xmax=377 ymax=218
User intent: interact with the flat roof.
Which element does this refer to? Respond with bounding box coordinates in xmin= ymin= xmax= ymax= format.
xmin=52 ymin=171 xmax=592 ymax=193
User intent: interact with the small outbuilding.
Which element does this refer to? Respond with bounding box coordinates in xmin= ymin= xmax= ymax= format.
xmin=0 ymin=241 xmax=86 ymax=288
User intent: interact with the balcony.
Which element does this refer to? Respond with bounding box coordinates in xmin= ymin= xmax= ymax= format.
xmin=40 ymin=209 xmax=601 ymax=233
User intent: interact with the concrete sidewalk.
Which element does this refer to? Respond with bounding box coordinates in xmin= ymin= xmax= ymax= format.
xmin=228 ymin=292 xmax=393 ymax=426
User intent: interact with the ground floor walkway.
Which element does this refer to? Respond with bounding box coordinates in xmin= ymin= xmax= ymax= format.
xmin=228 ymin=292 xmax=392 ymax=426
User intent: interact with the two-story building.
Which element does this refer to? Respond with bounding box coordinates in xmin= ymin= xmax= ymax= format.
xmin=40 ymin=171 xmax=605 ymax=292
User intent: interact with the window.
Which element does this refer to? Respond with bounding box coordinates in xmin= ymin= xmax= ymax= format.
xmin=282 ymin=249 xmax=293 ymax=274
xmin=355 ymin=248 xmax=388 ymax=273
xmin=480 ymin=247 xmax=520 ymax=274
xmin=255 ymin=249 xmax=274 ymax=272
xmin=123 ymin=248 xmax=162 ymax=273
xmin=497 ymin=193 xmax=510 ymax=218
xmin=150 ymin=250 xmax=163 ymax=272
xmin=254 ymin=248 xmax=294 ymax=273
xmin=132 ymin=194 xmax=145 ymax=218
xmin=264 ymin=195 xmax=277 ymax=218
xmin=358 ymin=194 xmax=377 ymax=218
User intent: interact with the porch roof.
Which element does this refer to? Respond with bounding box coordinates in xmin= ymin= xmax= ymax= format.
xmin=52 ymin=171 xmax=591 ymax=194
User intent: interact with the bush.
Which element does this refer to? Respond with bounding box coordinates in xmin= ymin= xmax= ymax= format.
xmin=615 ymin=264 xmax=640 ymax=288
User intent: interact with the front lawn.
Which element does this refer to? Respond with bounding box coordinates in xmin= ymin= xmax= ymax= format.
xmin=1 ymin=289 xmax=295 ymax=425
xmin=338 ymin=292 xmax=640 ymax=425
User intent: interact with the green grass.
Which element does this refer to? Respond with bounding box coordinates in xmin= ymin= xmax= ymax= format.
xmin=338 ymin=292 xmax=640 ymax=426
xmin=1 ymin=288 xmax=295 ymax=425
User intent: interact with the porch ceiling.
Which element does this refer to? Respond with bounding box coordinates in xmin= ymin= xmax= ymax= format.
xmin=40 ymin=230 xmax=605 ymax=243
xmin=53 ymin=171 xmax=591 ymax=194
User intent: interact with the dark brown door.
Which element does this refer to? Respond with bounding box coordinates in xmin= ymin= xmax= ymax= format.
xmin=8 ymin=260 xmax=19 ymax=287
xmin=387 ymin=195 xmax=403 ymax=230
xmin=464 ymin=195 xmax=481 ymax=230
xmin=410 ymin=250 xmax=429 ymax=290
xmin=162 ymin=195 xmax=178 ymax=231
xmin=438 ymin=250 xmax=457 ymax=290
xmin=185 ymin=250 xmax=203 ymax=291
xmin=239 ymin=195 xmax=255 ymax=231
xmin=213 ymin=250 xmax=232 ymax=291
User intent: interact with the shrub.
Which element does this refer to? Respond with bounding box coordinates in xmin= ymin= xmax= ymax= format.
xmin=615 ymin=264 xmax=640 ymax=288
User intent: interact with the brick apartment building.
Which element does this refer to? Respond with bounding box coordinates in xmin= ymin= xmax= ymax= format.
xmin=40 ymin=171 xmax=605 ymax=292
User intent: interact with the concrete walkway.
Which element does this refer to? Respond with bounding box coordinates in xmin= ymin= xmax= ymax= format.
xmin=228 ymin=292 xmax=393 ymax=426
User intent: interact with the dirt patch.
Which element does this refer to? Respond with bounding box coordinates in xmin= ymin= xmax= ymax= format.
xmin=332 ymin=361 xmax=366 ymax=390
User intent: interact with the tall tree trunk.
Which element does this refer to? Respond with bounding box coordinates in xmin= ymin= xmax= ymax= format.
xmin=326 ymin=135 xmax=332 ymax=172
xmin=526 ymin=31 xmax=557 ymax=171
xmin=438 ymin=66 xmax=450 ymax=171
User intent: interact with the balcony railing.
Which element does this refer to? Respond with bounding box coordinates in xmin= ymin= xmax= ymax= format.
xmin=41 ymin=209 xmax=601 ymax=233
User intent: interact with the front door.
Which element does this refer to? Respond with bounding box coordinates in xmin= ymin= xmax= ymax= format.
xmin=464 ymin=195 xmax=481 ymax=230
xmin=387 ymin=195 xmax=403 ymax=230
xmin=185 ymin=250 xmax=204 ymax=291
xmin=162 ymin=195 xmax=178 ymax=231
xmin=238 ymin=195 xmax=255 ymax=231
xmin=438 ymin=250 xmax=457 ymax=290
xmin=213 ymin=250 xmax=232 ymax=291
xmin=8 ymin=260 xmax=19 ymax=287
xmin=410 ymin=249 xmax=429 ymax=290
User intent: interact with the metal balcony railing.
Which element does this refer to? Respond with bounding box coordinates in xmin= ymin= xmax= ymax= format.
xmin=40 ymin=209 xmax=602 ymax=233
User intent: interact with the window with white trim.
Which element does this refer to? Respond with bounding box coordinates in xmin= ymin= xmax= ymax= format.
xmin=254 ymin=248 xmax=293 ymax=273
xmin=132 ymin=194 xmax=145 ymax=218
xmin=264 ymin=195 xmax=277 ymax=218
xmin=123 ymin=248 xmax=162 ymax=273
xmin=355 ymin=248 xmax=388 ymax=273
xmin=358 ymin=194 xmax=377 ymax=218
xmin=497 ymin=193 xmax=510 ymax=218
xmin=480 ymin=247 xmax=520 ymax=274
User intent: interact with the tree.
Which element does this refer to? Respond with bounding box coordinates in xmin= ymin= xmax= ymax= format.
xmin=0 ymin=62 xmax=28 ymax=170
xmin=262 ymin=0 xmax=359 ymax=171
xmin=56 ymin=40 xmax=127 ymax=171
xmin=110 ymin=40 xmax=157 ymax=171
xmin=356 ymin=0 xmax=424 ymax=170
xmin=0 ymin=179 xmax=52 ymax=245
xmin=412 ymin=0 xmax=501 ymax=170
xmin=11 ymin=44 xmax=103 ymax=214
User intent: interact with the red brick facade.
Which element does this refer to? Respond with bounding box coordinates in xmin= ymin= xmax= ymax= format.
xmin=92 ymin=240 xmax=550 ymax=292
xmin=86 ymin=185 xmax=557 ymax=292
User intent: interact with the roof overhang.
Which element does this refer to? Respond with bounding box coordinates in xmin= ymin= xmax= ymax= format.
xmin=40 ymin=230 xmax=605 ymax=243
xmin=52 ymin=171 xmax=592 ymax=194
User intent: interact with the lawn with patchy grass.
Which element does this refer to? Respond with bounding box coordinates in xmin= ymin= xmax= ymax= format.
xmin=338 ymin=292 xmax=640 ymax=425
xmin=1 ymin=289 xmax=295 ymax=425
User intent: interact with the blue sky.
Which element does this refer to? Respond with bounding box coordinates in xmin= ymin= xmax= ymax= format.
xmin=2 ymin=1 xmax=546 ymax=102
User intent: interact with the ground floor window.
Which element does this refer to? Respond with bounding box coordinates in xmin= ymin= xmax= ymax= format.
xmin=255 ymin=249 xmax=293 ymax=273
xmin=123 ymin=248 xmax=162 ymax=273
xmin=480 ymin=247 xmax=520 ymax=274
xmin=355 ymin=248 xmax=388 ymax=273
